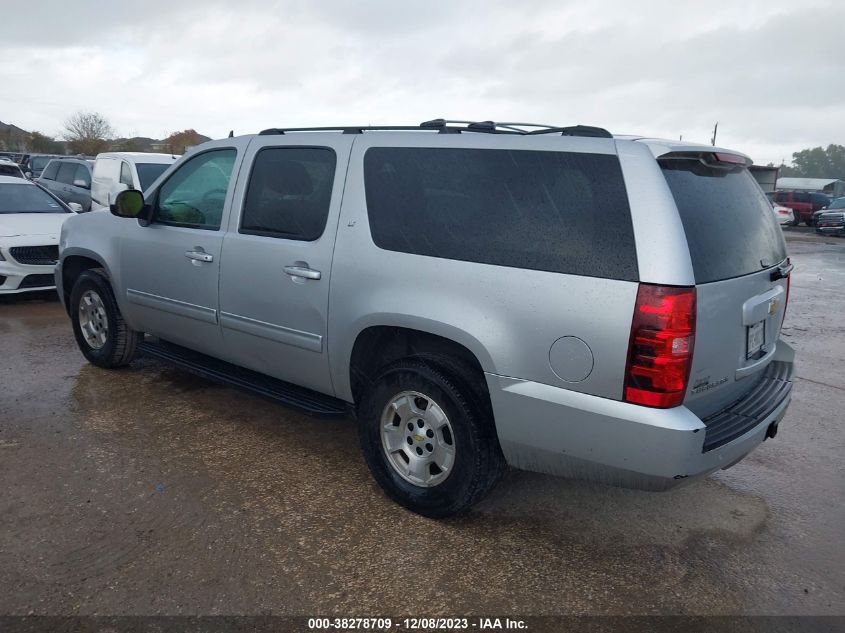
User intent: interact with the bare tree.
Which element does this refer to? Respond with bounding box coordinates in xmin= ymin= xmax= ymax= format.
xmin=63 ymin=111 xmax=114 ymax=155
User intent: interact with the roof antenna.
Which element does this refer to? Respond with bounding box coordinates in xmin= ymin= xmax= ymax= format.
xmin=228 ymin=130 xmax=234 ymax=138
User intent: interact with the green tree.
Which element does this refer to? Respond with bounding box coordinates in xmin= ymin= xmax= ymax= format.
xmin=28 ymin=131 xmax=63 ymax=154
xmin=63 ymin=111 xmax=114 ymax=155
xmin=780 ymin=144 xmax=845 ymax=179
xmin=163 ymin=129 xmax=203 ymax=155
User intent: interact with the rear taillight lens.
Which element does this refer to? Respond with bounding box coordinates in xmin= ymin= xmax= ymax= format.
xmin=782 ymin=257 xmax=791 ymax=326
xmin=624 ymin=284 xmax=696 ymax=408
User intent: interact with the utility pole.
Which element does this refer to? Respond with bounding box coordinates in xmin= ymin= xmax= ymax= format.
xmin=711 ymin=122 xmax=718 ymax=146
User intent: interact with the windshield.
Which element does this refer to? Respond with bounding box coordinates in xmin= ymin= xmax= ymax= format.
xmin=136 ymin=163 xmax=170 ymax=191
xmin=30 ymin=156 xmax=52 ymax=170
xmin=829 ymin=198 xmax=845 ymax=209
xmin=0 ymin=184 xmax=70 ymax=214
xmin=661 ymin=159 xmax=787 ymax=283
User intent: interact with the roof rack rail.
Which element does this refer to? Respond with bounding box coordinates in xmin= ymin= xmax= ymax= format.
xmin=526 ymin=125 xmax=613 ymax=138
xmin=258 ymin=121 xmax=612 ymax=138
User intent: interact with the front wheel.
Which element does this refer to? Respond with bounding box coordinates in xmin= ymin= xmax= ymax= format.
xmin=358 ymin=358 xmax=506 ymax=517
xmin=70 ymin=269 xmax=141 ymax=368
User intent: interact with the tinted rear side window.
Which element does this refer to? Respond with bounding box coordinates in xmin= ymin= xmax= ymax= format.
xmin=364 ymin=147 xmax=637 ymax=280
xmin=661 ymin=160 xmax=787 ymax=283
xmin=241 ymin=147 xmax=336 ymax=241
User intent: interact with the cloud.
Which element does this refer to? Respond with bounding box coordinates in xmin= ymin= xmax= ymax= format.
xmin=1 ymin=0 xmax=842 ymax=165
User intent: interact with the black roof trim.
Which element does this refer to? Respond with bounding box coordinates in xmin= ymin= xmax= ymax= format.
xmin=258 ymin=121 xmax=612 ymax=138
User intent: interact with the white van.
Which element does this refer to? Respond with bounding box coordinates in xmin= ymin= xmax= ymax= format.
xmin=91 ymin=152 xmax=178 ymax=210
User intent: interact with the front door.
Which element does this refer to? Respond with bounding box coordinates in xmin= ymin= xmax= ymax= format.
xmin=120 ymin=143 xmax=246 ymax=357
xmin=218 ymin=136 xmax=354 ymax=394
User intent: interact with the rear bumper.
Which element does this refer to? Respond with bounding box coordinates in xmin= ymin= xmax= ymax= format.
xmin=486 ymin=340 xmax=795 ymax=491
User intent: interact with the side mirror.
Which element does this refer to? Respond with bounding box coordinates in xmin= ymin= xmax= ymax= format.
xmin=24 ymin=171 xmax=32 ymax=179
xmin=73 ymin=179 xmax=90 ymax=189
xmin=111 ymin=189 xmax=146 ymax=219
xmin=68 ymin=202 xmax=83 ymax=213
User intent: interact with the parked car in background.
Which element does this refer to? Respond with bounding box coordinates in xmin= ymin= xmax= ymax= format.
xmin=772 ymin=202 xmax=794 ymax=226
xmin=0 ymin=175 xmax=77 ymax=294
xmin=815 ymin=199 xmax=845 ymax=236
xmin=90 ymin=152 xmax=178 ymax=210
xmin=57 ymin=123 xmax=794 ymax=517
xmin=772 ymin=190 xmax=831 ymax=226
xmin=37 ymin=158 xmax=94 ymax=212
xmin=0 ymin=158 xmax=26 ymax=178
xmin=22 ymin=154 xmax=64 ymax=180
xmin=812 ymin=196 xmax=845 ymax=226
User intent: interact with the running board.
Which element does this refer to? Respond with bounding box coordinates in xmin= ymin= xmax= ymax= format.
xmin=138 ymin=339 xmax=350 ymax=418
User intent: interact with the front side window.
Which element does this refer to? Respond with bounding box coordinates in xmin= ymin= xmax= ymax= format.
xmin=40 ymin=160 xmax=60 ymax=180
xmin=364 ymin=147 xmax=637 ymax=280
xmin=240 ymin=147 xmax=336 ymax=241
xmin=56 ymin=162 xmax=77 ymax=185
xmin=119 ymin=162 xmax=134 ymax=187
xmin=155 ymin=149 xmax=236 ymax=230
xmin=74 ymin=164 xmax=91 ymax=188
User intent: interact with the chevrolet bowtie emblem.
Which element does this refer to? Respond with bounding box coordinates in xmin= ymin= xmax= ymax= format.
xmin=413 ymin=434 xmax=425 ymax=442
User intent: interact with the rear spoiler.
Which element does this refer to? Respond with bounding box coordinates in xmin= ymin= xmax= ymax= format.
xmin=657 ymin=150 xmax=752 ymax=168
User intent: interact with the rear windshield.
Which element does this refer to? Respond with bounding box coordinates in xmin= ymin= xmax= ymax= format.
xmin=661 ymin=159 xmax=787 ymax=283
xmin=0 ymin=184 xmax=69 ymax=214
xmin=0 ymin=163 xmax=23 ymax=177
xmin=136 ymin=163 xmax=170 ymax=191
xmin=364 ymin=147 xmax=638 ymax=280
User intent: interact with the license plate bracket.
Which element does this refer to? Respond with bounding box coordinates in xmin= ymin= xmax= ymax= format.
xmin=746 ymin=320 xmax=766 ymax=359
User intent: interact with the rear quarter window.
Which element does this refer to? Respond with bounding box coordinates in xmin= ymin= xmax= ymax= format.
xmin=363 ymin=147 xmax=638 ymax=281
xmin=661 ymin=159 xmax=787 ymax=283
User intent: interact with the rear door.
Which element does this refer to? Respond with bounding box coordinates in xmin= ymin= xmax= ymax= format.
xmin=660 ymin=157 xmax=789 ymax=418
xmin=52 ymin=162 xmax=78 ymax=204
xmin=218 ymin=135 xmax=354 ymax=394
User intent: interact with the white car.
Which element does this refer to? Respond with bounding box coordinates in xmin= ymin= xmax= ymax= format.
xmin=0 ymin=175 xmax=78 ymax=294
xmin=0 ymin=158 xmax=25 ymax=179
xmin=90 ymin=152 xmax=178 ymax=210
xmin=772 ymin=202 xmax=794 ymax=226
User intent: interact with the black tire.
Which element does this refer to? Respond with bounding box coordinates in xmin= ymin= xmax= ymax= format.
xmin=70 ymin=268 xmax=141 ymax=368
xmin=805 ymin=219 xmax=814 ymax=227
xmin=791 ymin=211 xmax=800 ymax=226
xmin=358 ymin=357 xmax=506 ymax=518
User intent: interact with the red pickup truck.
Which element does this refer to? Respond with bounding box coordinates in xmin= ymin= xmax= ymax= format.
xmin=771 ymin=190 xmax=831 ymax=226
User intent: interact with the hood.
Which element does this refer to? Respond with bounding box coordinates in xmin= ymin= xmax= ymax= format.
xmin=0 ymin=212 xmax=72 ymax=237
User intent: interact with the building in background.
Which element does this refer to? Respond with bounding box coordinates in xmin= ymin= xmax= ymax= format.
xmin=776 ymin=177 xmax=845 ymax=198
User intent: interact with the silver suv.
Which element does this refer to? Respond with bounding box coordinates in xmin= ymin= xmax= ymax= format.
xmin=56 ymin=121 xmax=795 ymax=517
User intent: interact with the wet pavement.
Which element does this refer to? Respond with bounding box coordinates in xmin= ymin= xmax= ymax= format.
xmin=0 ymin=233 xmax=843 ymax=618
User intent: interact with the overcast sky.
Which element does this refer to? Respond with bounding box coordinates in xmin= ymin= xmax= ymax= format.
xmin=2 ymin=0 xmax=843 ymax=165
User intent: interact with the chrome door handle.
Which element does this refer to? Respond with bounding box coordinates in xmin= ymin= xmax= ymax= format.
xmin=185 ymin=250 xmax=213 ymax=263
xmin=283 ymin=265 xmax=321 ymax=280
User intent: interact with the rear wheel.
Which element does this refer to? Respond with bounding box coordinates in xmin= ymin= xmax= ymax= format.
xmin=70 ymin=269 xmax=141 ymax=368
xmin=358 ymin=358 xmax=506 ymax=517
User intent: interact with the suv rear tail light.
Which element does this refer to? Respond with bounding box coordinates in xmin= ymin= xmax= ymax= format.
xmin=782 ymin=257 xmax=791 ymax=326
xmin=624 ymin=284 xmax=696 ymax=408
